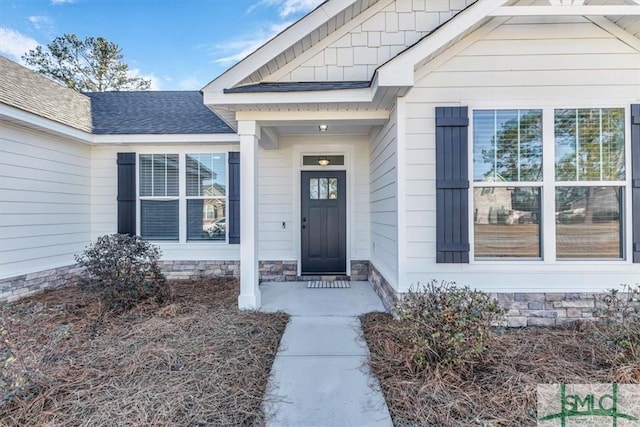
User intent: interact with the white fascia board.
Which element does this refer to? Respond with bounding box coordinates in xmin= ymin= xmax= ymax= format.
xmin=204 ymin=86 xmax=375 ymax=106
xmin=236 ymin=110 xmax=390 ymax=122
xmin=377 ymin=0 xmax=510 ymax=88
xmin=489 ymin=5 xmax=640 ymax=16
xmin=588 ymin=16 xmax=640 ymax=53
xmin=92 ymin=133 xmax=240 ymax=145
xmin=201 ymin=0 xmax=358 ymax=94
xmin=0 ymin=103 xmax=92 ymax=144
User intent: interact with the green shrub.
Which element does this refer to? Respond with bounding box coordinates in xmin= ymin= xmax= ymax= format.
xmin=395 ymin=280 xmax=505 ymax=374
xmin=75 ymin=234 xmax=169 ymax=312
xmin=592 ymin=284 xmax=640 ymax=364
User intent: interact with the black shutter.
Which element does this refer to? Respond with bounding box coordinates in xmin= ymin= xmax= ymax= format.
xmin=632 ymin=104 xmax=640 ymax=263
xmin=228 ymin=151 xmax=240 ymax=244
xmin=117 ymin=152 xmax=136 ymax=235
xmin=435 ymin=107 xmax=470 ymax=263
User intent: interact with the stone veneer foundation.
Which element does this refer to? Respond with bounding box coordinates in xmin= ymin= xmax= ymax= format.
xmin=0 ymin=261 xmax=625 ymax=327
xmin=158 ymin=260 xmax=240 ymax=281
xmin=368 ymin=263 xmax=397 ymax=311
xmin=366 ymin=263 xmax=625 ymax=327
xmin=0 ymin=265 xmax=85 ymax=303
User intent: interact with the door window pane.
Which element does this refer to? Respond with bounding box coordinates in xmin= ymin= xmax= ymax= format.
xmin=555 ymin=187 xmax=622 ymax=258
xmin=329 ymin=178 xmax=338 ymax=199
xmin=555 ymin=109 xmax=625 ymax=181
xmin=474 ymin=187 xmax=541 ymax=258
xmin=319 ymin=178 xmax=328 ymax=199
xmin=310 ymin=179 xmax=319 ymax=199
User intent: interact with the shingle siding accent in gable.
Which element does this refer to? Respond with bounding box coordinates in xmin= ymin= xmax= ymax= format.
xmin=435 ymin=106 xmax=470 ymax=264
xmin=261 ymin=0 xmax=476 ymax=84
xmin=632 ymin=104 xmax=640 ymax=263
xmin=0 ymin=56 xmax=92 ymax=132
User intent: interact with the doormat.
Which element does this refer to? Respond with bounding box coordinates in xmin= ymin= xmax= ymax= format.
xmin=307 ymin=281 xmax=350 ymax=289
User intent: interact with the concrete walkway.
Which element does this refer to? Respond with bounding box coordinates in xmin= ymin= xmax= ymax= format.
xmin=260 ymin=281 xmax=393 ymax=427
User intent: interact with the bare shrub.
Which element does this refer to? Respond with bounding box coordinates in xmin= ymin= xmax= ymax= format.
xmin=591 ymin=283 xmax=640 ymax=379
xmin=75 ymin=234 xmax=169 ymax=312
xmin=395 ymin=280 xmax=505 ymax=374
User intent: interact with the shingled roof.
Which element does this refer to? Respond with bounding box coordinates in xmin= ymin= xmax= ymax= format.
xmin=0 ymin=55 xmax=92 ymax=132
xmin=85 ymin=91 xmax=234 ymax=134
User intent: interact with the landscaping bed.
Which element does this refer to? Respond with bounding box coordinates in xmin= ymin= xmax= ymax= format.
xmin=361 ymin=312 xmax=640 ymax=427
xmin=1 ymin=278 xmax=289 ymax=426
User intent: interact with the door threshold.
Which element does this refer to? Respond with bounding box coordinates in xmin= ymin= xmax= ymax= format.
xmin=299 ymin=274 xmax=350 ymax=281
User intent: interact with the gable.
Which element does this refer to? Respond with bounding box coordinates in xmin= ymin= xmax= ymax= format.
xmin=254 ymin=0 xmax=476 ymax=83
xmin=412 ymin=14 xmax=640 ymax=100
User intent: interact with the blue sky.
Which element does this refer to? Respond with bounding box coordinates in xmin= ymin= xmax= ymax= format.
xmin=0 ymin=0 xmax=324 ymax=90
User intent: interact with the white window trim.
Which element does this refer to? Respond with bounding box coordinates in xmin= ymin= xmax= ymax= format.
xmin=136 ymin=151 xmax=230 ymax=244
xmin=468 ymin=104 xmax=632 ymax=265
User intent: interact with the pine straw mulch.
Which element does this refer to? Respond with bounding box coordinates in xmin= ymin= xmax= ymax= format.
xmin=360 ymin=312 xmax=640 ymax=427
xmin=1 ymin=279 xmax=289 ymax=427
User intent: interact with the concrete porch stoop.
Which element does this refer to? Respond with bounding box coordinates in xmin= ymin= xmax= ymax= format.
xmin=260 ymin=281 xmax=393 ymax=427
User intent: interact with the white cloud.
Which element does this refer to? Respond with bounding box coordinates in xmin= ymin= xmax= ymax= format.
xmin=50 ymin=0 xmax=75 ymax=4
xmin=28 ymin=15 xmax=56 ymax=38
xmin=28 ymin=16 xmax=52 ymax=30
xmin=0 ymin=28 xmax=39 ymax=62
xmin=128 ymin=69 xmax=162 ymax=90
xmin=214 ymin=0 xmax=323 ymax=66
xmin=249 ymin=0 xmax=324 ymax=18
xmin=212 ymin=21 xmax=292 ymax=65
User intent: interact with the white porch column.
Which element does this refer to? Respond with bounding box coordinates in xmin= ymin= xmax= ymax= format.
xmin=238 ymin=120 xmax=261 ymax=309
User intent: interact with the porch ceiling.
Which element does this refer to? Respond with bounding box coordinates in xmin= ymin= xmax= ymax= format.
xmin=207 ymin=83 xmax=403 ymax=133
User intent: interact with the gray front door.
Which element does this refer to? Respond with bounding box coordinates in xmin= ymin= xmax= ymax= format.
xmin=301 ymin=171 xmax=346 ymax=274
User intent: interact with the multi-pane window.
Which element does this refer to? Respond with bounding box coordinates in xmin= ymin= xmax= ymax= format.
xmin=554 ymin=108 xmax=625 ymax=258
xmin=472 ymin=107 xmax=627 ymax=260
xmin=139 ymin=153 xmax=227 ymax=242
xmin=473 ymin=110 xmax=543 ymax=258
xmin=139 ymin=154 xmax=179 ymax=240
xmin=186 ymin=154 xmax=227 ymax=241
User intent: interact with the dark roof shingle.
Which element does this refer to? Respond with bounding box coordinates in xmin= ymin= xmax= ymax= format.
xmin=84 ymin=91 xmax=234 ymax=134
xmin=223 ymin=81 xmax=371 ymax=94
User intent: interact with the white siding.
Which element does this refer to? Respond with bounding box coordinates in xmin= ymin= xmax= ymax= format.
xmin=260 ymin=136 xmax=370 ymax=265
xmin=272 ymin=0 xmax=475 ymax=83
xmin=258 ymin=143 xmax=295 ymax=260
xmin=370 ymin=106 xmax=398 ymax=288
xmin=401 ymin=17 xmax=640 ymax=293
xmin=91 ymin=144 xmax=241 ymax=261
xmin=91 ymin=138 xmax=370 ymax=267
xmin=0 ymin=122 xmax=91 ymax=278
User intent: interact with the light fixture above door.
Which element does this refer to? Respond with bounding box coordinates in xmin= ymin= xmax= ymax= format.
xmin=318 ymin=124 xmax=329 ymax=132
xmin=317 ymin=157 xmax=330 ymax=166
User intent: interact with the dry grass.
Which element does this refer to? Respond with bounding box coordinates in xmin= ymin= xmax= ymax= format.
xmin=1 ymin=279 xmax=289 ymax=426
xmin=361 ymin=312 xmax=639 ymax=427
